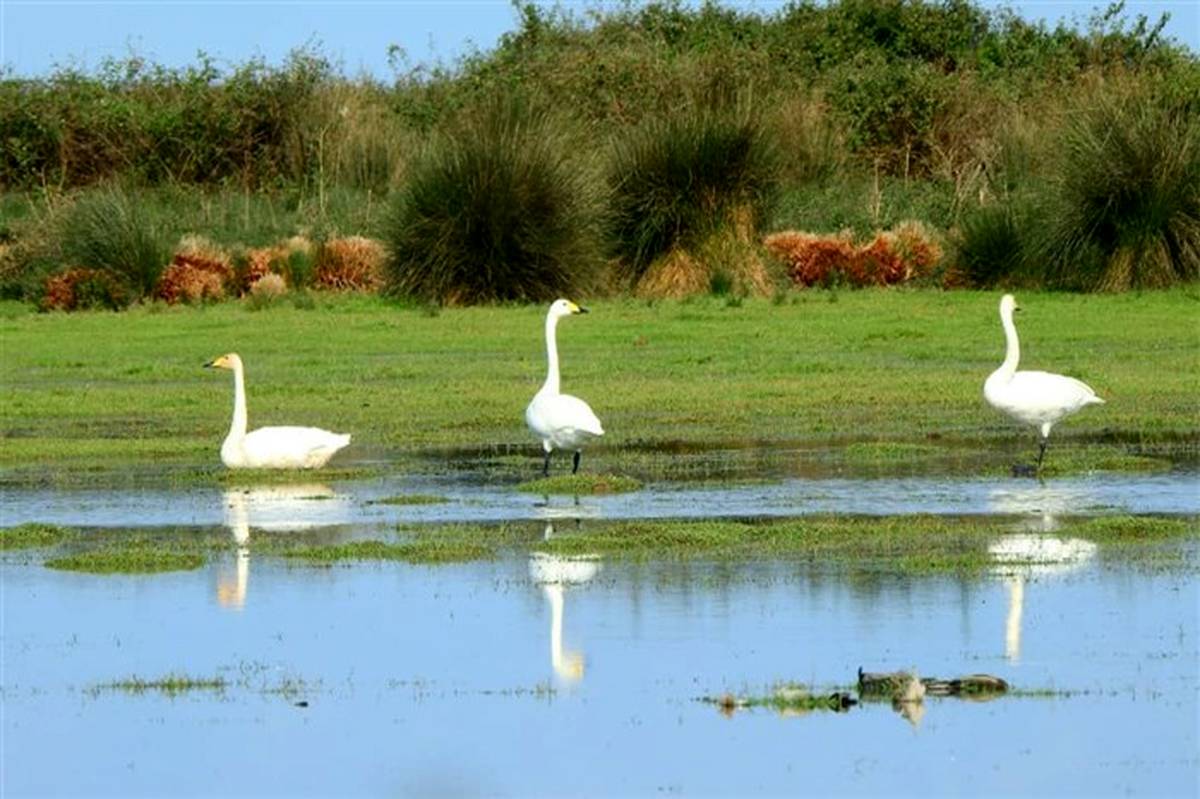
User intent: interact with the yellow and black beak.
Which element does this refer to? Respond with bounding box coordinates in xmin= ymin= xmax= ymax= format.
xmin=571 ymin=301 xmax=589 ymax=314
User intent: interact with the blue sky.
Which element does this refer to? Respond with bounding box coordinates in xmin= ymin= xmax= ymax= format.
xmin=1 ymin=0 xmax=1195 ymax=78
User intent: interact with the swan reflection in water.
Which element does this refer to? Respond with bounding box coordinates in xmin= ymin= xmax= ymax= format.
xmin=528 ymin=523 xmax=601 ymax=684
xmin=987 ymin=485 xmax=1099 ymax=662
xmin=216 ymin=484 xmax=348 ymax=610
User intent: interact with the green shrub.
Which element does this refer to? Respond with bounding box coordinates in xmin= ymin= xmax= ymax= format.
xmin=826 ymin=53 xmax=948 ymax=173
xmin=383 ymin=101 xmax=600 ymax=304
xmin=1039 ymin=85 xmax=1200 ymax=290
xmin=954 ymin=202 xmax=1031 ymax=287
xmin=606 ymin=106 xmax=779 ymax=281
xmin=60 ymin=187 xmax=171 ymax=298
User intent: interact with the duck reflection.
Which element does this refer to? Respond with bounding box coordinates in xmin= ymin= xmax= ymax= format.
xmin=528 ymin=522 xmax=601 ymax=684
xmin=987 ymin=485 xmax=1098 ymax=662
xmin=217 ymin=484 xmax=347 ymax=610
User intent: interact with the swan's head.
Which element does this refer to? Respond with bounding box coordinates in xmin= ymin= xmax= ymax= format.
xmin=1000 ymin=294 xmax=1020 ymax=317
xmin=548 ymin=298 xmax=587 ymax=319
xmin=205 ymin=353 xmax=243 ymax=371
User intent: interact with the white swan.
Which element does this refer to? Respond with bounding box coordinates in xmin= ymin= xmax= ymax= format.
xmin=205 ymin=353 xmax=351 ymax=469
xmin=983 ymin=294 xmax=1104 ymax=474
xmin=525 ymin=299 xmax=604 ymax=476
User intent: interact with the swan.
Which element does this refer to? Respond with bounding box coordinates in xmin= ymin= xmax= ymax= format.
xmin=525 ymin=299 xmax=604 ymax=476
xmin=983 ymin=294 xmax=1104 ymax=474
xmin=205 ymin=353 xmax=351 ymax=469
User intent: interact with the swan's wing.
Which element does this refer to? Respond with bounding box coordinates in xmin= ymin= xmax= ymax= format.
xmin=243 ymin=426 xmax=351 ymax=468
xmin=1009 ymin=371 xmax=1103 ymax=412
xmin=527 ymin=393 xmax=604 ymax=438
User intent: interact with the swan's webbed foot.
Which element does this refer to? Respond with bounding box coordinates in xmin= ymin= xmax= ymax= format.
xmin=572 ymin=451 xmax=581 ymax=474
xmin=1010 ymin=462 xmax=1038 ymax=478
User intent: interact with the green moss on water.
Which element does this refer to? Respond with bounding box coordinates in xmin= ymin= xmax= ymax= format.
xmin=517 ymin=473 xmax=642 ymax=495
xmin=1 ymin=523 xmax=70 ymax=550
xmin=45 ymin=546 xmax=204 ymax=574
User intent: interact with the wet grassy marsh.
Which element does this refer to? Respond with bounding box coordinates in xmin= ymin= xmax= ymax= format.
xmin=2 ymin=290 xmax=1196 ymax=486
xmin=8 ymin=513 xmax=1194 ymax=576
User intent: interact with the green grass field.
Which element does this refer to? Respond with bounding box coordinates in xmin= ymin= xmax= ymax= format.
xmin=1 ymin=289 xmax=1197 ymax=485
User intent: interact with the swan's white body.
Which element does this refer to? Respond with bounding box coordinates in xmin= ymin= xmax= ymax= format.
xmin=525 ymin=299 xmax=604 ymax=475
xmin=983 ymin=294 xmax=1104 ymax=470
xmin=207 ymin=353 xmax=350 ymax=470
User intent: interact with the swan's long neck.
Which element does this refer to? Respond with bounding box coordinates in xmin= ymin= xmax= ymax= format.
xmin=541 ymin=312 xmax=561 ymax=396
xmin=228 ymin=362 xmax=248 ymax=441
xmin=997 ymin=305 xmax=1020 ymax=380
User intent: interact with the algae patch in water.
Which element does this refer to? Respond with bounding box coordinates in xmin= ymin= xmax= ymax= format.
xmin=1 ymin=523 xmax=69 ymax=550
xmin=517 ymin=473 xmax=642 ymax=495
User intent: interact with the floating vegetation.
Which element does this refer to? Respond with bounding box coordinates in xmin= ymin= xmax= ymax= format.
xmin=282 ymin=539 xmax=493 ymax=565
xmin=517 ymin=473 xmax=642 ymax=495
xmin=1 ymin=522 xmax=69 ymax=550
xmin=89 ymin=673 xmax=227 ymax=697
xmin=45 ymin=545 xmax=204 ymax=574
xmin=705 ymin=684 xmax=857 ymax=717
xmin=367 ymin=494 xmax=449 ymax=506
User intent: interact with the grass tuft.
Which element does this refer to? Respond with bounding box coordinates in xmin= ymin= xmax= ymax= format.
xmin=1041 ymin=85 xmax=1200 ymax=290
xmin=282 ymin=539 xmax=493 ymax=564
xmin=60 ymin=186 xmax=172 ymax=299
xmin=45 ymin=545 xmax=204 ymax=574
xmin=1 ymin=522 xmax=70 ymax=550
xmin=607 ymin=105 xmax=779 ymax=284
xmin=517 ymin=473 xmax=642 ymax=495
xmin=367 ymin=494 xmax=450 ymax=506
xmin=384 ymin=100 xmax=600 ymax=304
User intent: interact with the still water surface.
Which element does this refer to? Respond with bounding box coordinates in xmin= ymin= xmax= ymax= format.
xmin=2 ymin=472 xmax=1197 ymax=796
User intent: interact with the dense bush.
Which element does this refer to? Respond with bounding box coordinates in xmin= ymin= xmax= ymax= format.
xmin=607 ymin=106 xmax=779 ymax=281
xmin=60 ymin=187 xmax=171 ymax=298
xmin=383 ymin=103 xmax=600 ymax=304
xmin=1039 ymin=85 xmax=1200 ymax=290
xmin=953 ymin=203 xmax=1031 ymax=287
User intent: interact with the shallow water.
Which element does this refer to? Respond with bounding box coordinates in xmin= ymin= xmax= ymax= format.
xmin=3 ymin=470 xmax=1198 ymax=529
xmin=3 ymin=543 xmax=1196 ymax=796
xmin=3 ymin=471 xmax=1198 ymax=796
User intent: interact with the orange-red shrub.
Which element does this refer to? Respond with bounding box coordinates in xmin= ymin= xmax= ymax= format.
xmin=765 ymin=221 xmax=943 ymax=288
xmin=156 ymin=253 xmax=232 ymax=304
xmin=313 ymin=236 xmax=386 ymax=291
xmin=42 ymin=268 xmax=130 ymax=311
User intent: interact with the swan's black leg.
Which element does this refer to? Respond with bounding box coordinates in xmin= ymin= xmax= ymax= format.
xmin=1035 ymin=438 xmax=1048 ymax=474
xmin=572 ymin=451 xmax=581 ymax=474
xmin=542 ymin=450 xmax=551 ymax=477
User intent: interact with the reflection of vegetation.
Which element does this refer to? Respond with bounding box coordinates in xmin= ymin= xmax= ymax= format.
xmin=517 ymin=473 xmax=642 ymax=495
xmin=0 ymin=522 xmax=68 ymax=550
